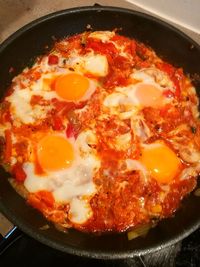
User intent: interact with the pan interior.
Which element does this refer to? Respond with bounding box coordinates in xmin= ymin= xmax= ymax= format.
xmin=0 ymin=6 xmax=200 ymax=259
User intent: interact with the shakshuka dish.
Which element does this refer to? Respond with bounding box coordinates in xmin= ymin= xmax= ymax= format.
xmin=0 ymin=30 xmax=200 ymax=235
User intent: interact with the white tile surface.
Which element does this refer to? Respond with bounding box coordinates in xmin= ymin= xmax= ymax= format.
xmin=127 ymin=0 xmax=200 ymax=34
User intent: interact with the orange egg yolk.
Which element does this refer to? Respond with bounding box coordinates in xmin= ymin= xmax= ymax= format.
xmin=37 ymin=135 xmax=74 ymax=171
xmin=135 ymin=83 xmax=163 ymax=107
xmin=54 ymin=73 xmax=89 ymax=101
xmin=140 ymin=141 xmax=181 ymax=183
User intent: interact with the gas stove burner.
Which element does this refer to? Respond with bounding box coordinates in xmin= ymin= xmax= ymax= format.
xmin=0 ymin=213 xmax=21 ymax=256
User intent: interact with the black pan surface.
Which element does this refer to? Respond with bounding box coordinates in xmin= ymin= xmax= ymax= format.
xmin=0 ymin=6 xmax=200 ymax=259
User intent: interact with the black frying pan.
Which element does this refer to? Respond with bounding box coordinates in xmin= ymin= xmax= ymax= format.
xmin=0 ymin=6 xmax=200 ymax=259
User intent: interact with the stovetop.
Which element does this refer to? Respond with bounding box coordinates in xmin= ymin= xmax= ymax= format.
xmin=1 ymin=227 xmax=200 ymax=267
xmin=0 ymin=1 xmax=200 ymax=266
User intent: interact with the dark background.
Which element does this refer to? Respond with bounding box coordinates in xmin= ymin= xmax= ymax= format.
xmin=1 ymin=227 xmax=200 ymax=267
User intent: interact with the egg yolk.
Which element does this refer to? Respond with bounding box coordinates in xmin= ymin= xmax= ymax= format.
xmin=140 ymin=141 xmax=181 ymax=183
xmin=135 ymin=83 xmax=163 ymax=107
xmin=37 ymin=135 xmax=74 ymax=171
xmin=54 ymin=73 xmax=89 ymax=101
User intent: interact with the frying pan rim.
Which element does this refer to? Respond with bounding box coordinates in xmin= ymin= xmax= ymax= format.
xmin=1 ymin=5 xmax=200 ymax=50
xmin=0 ymin=5 xmax=200 ymax=259
xmin=1 ymin=199 xmax=200 ymax=259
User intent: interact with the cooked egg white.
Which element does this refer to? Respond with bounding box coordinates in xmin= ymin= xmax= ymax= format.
xmin=23 ymin=130 xmax=100 ymax=224
xmin=31 ymin=68 xmax=98 ymax=102
xmin=69 ymin=198 xmax=93 ymax=224
xmin=88 ymin=31 xmax=115 ymax=42
xmin=6 ymin=88 xmax=54 ymax=124
xmin=103 ymin=82 xmax=162 ymax=116
xmin=7 ymin=68 xmax=98 ymax=125
xmin=83 ymin=54 xmax=108 ymax=77
xmin=131 ymin=68 xmax=174 ymax=88
xmin=103 ymin=68 xmax=176 ymax=116
xmin=65 ymin=51 xmax=109 ymax=77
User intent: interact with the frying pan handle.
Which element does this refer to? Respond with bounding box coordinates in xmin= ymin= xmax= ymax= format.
xmin=0 ymin=213 xmax=22 ymax=255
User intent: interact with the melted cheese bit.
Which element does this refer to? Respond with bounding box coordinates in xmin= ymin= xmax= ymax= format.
xmin=83 ymin=54 xmax=108 ymax=77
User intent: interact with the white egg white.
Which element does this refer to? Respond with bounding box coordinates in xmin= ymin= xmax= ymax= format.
xmin=23 ymin=130 xmax=100 ymax=224
xmin=6 ymin=88 xmax=54 ymax=124
xmin=68 ymin=198 xmax=93 ymax=224
xmin=64 ymin=49 xmax=109 ymax=77
xmin=131 ymin=68 xmax=174 ymax=89
xmin=88 ymin=31 xmax=115 ymax=42
xmin=6 ymin=67 xmax=98 ymax=125
xmin=103 ymin=67 xmax=175 ymax=118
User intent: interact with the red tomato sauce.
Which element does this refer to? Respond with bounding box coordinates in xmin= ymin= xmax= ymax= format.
xmin=0 ymin=31 xmax=200 ymax=234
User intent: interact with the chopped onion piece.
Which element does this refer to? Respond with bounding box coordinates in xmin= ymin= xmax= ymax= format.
xmin=39 ymin=224 xmax=50 ymax=230
xmin=194 ymin=188 xmax=200 ymax=197
xmin=127 ymin=224 xmax=151 ymax=240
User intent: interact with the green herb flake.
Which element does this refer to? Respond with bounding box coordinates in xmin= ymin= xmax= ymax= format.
xmin=191 ymin=126 xmax=197 ymax=134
